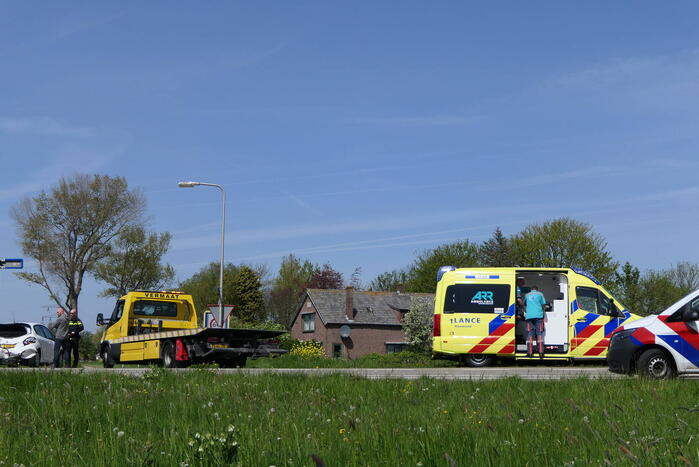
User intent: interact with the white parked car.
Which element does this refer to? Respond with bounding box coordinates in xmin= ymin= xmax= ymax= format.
xmin=0 ymin=322 xmax=56 ymax=366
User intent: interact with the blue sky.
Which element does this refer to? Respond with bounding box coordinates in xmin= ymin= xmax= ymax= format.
xmin=2 ymin=2 xmax=699 ymax=328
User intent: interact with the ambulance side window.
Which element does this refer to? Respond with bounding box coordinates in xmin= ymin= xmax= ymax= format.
xmin=576 ymin=287 xmax=617 ymax=316
xmin=600 ymin=294 xmax=616 ymax=316
xmin=576 ymin=287 xmax=600 ymax=313
xmin=443 ymin=284 xmax=511 ymax=314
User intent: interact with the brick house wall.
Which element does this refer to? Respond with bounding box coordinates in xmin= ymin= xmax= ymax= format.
xmin=290 ymin=296 xmax=328 ymax=347
xmin=323 ymin=324 xmax=405 ymax=359
xmin=290 ymin=294 xmax=408 ymax=359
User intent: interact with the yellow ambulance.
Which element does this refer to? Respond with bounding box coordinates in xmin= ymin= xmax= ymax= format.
xmin=432 ymin=267 xmax=640 ymax=366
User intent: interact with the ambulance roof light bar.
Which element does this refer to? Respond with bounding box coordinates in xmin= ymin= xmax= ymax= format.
xmin=437 ymin=265 xmax=456 ymax=282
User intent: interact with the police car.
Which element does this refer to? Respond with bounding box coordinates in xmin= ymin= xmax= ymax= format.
xmin=608 ymin=289 xmax=699 ymax=379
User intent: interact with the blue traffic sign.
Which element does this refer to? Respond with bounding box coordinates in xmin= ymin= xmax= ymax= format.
xmin=1 ymin=258 xmax=23 ymax=269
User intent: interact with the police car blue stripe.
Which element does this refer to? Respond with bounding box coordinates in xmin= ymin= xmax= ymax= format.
xmin=657 ymin=334 xmax=699 ymax=366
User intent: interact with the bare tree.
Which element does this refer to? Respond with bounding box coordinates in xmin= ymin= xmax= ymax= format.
xmin=94 ymin=226 xmax=175 ymax=298
xmin=11 ymin=174 xmax=146 ymax=310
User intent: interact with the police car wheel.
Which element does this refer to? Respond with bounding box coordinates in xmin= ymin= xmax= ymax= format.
xmin=463 ymin=354 xmax=493 ymax=368
xmin=637 ymin=349 xmax=675 ymax=379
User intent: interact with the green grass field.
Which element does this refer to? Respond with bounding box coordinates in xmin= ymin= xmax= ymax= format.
xmin=0 ymin=370 xmax=696 ymax=466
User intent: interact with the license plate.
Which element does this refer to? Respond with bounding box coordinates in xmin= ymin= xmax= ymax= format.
xmin=1 ymin=344 xmax=15 ymax=349
xmin=210 ymin=344 xmax=228 ymax=348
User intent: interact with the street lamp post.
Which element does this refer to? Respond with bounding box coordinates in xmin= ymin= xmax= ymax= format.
xmin=178 ymin=181 xmax=226 ymax=327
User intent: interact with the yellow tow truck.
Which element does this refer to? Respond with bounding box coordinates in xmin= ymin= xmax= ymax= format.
xmin=96 ymin=290 xmax=285 ymax=368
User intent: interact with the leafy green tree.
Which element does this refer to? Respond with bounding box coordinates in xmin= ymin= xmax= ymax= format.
xmin=406 ymin=240 xmax=481 ymax=293
xmin=94 ymin=226 xmax=175 ymax=298
xmin=308 ymin=263 xmax=344 ymax=289
xmin=266 ymin=255 xmax=315 ymax=329
xmin=179 ymin=262 xmax=240 ymax=316
xmin=480 ymin=227 xmax=516 ymax=267
xmin=11 ymin=174 xmax=146 ymax=310
xmin=637 ymin=270 xmax=687 ymax=316
xmin=401 ymin=296 xmax=435 ymax=353
xmin=78 ymin=331 xmax=98 ymax=361
xmin=612 ymin=262 xmax=643 ymax=313
xmin=368 ymin=269 xmax=412 ymax=291
xmin=231 ymin=265 xmax=264 ymax=323
xmin=510 ymin=218 xmax=618 ymax=285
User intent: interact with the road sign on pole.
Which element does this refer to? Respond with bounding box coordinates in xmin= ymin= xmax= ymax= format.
xmin=0 ymin=258 xmax=23 ymax=269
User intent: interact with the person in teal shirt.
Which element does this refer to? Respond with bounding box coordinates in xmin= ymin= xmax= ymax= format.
xmin=524 ymin=286 xmax=547 ymax=358
xmin=516 ymin=278 xmax=531 ymax=319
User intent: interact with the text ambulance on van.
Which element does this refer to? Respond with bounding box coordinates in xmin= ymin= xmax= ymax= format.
xmin=608 ymin=289 xmax=699 ymax=379
xmin=432 ymin=267 xmax=640 ymax=367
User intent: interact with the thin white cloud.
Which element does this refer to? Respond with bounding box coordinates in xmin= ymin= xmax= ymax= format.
xmin=645 ymin=158 xmax=699 ymax=170
xmin=552 ymin=48 xmax=699 ymax=109
xmin=0 ymin=150 xmax=112 ymax=202
xmin=347 ymin=115 xmax=485 ymax=127
xmin=630 ymin=186 xmax=699 ymax=204
xmin=0 ymin=117 xmax=91 ymax=137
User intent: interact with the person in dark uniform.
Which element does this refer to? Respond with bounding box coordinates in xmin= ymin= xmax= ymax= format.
xmin=66 ymin=309 xmax=84 ymax=368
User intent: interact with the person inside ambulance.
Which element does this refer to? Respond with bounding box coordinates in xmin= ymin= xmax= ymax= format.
xmin=524 ymin=286 xmax=547 ymax=359
xmin=516 ymin=278 xmax=531 ymax=320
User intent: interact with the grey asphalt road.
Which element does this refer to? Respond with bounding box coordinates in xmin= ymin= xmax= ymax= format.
xmin=0 ymin=366 xmax=625 ymax=380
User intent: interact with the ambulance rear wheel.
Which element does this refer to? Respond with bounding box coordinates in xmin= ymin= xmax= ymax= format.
xmin=462 ymin=354 xmax=494 ymax=368
xmin=637 ymin=349 xmax=675 ymax=379
xmin=161 ymin=341 xmax=177 ymax=368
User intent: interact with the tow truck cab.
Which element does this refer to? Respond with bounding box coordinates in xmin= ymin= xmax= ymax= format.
xmin=97 ymin=291 xmax=284 ymax=368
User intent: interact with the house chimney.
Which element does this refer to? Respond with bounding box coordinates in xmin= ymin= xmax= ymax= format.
xmin=345 ymin=286 xmax=354 ymax=320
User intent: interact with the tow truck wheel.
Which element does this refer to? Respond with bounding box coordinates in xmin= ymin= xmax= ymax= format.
xmin=637 ymin=349 xmax=675 ymax=379
xmin=102 ymin=346 xmax=115 ymax=369
xmin=462 ymin=354 xmax=494 ymax=368
xmin=161 ymin=341 xmax=177 ymax=368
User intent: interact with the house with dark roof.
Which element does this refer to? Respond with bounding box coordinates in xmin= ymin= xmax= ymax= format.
xmin=290 ymin=287 xmax=435 ymax=359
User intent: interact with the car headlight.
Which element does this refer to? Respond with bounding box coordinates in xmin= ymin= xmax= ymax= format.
xmin=22 ymin=337 xmax=37 ymax=345
xmin=611 ymin=329 xmax=636 ymax=342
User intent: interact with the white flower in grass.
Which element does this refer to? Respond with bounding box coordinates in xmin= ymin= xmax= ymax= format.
xmin=227 ymin=425 xmax=235 ymax=432
xmin=117 ymin=431 xmax=125 ymax=437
